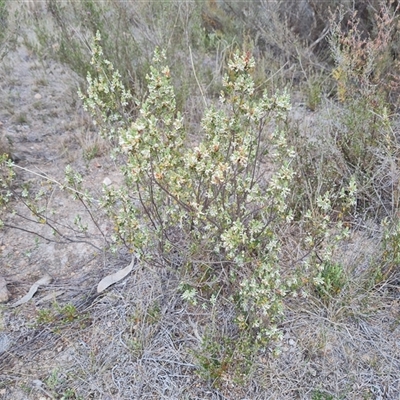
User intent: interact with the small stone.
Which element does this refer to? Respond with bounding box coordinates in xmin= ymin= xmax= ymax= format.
xmin=103 ymin=177 xmax=112 ymax=186
xmin=0 ymin=333 xmax=11 ymax=354
xmin=288 ymin=338 xmax=295 ymax=346
xmin=324 ymin=343 xmax=333 ymax=354
xmin=361 ymin=353 xmax=371 ymax=363
xmin=34 ymin=93 xmax=42 ymax=99
xmin=309 ymin=367 xmax=317 ymax=377
xmin=0 ymin=277 xmax=9 ymax=303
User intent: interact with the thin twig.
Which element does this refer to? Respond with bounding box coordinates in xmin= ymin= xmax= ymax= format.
xmin=3 ymin=223 xmax=102 ymax=251
xmin=189 ymin=45 xmax=207 ymax=107
xmin=13 ymin=164 xmax=93 ymax=200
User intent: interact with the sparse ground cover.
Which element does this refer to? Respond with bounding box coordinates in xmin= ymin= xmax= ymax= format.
xmin=0 ymin=1 xmax=400 ymax=399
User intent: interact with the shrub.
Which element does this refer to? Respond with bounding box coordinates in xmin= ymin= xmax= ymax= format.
xmin=81 ymin=35 xmax=298 ymax=346
xmin=329 ymin=0 xmax=400 ymax=182
xmin=288 ymin=1 xmax=400 ymax=222
xmin=0 ymin=0 xmax=8 ymax=45
xmin=0 ymin=0 xmax=17 ymax=60
xmin=24 ymin=0 xmax=239 ymax=120
xmin=286 ymin=0 xmax=400 ymax=286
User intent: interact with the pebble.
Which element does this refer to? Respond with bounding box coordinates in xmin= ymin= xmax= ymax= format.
xmin=0 ymin=277 xmax=10 ymax=303
xmin=308 ymin=366 xmax=317 ymax=377
xmin=0 ymin=333 xmax=12 ymax=354
xmin=103 ymin=177 xmax=112 ymax=186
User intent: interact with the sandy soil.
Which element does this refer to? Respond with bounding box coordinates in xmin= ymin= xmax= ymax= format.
xmin=0 ymin=31 xmax=129 ymax=399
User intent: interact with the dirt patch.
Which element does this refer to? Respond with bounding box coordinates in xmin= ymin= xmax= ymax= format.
xmin=0 ymin=24 xmax=130 ymax=400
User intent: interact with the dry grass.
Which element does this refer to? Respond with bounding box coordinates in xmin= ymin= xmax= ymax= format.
xmin=1 ymin=246 xmax=399 ymax=399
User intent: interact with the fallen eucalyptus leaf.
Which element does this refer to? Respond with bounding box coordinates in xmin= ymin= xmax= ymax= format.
xmin=97 ymin=256 xmax=135 ymax=293
xmin=11 ymin=274 xmax=52 ymax=307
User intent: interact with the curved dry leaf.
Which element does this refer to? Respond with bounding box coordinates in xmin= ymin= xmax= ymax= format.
xmin=11 ymin=274 xmax=52 ymax=308
xmin=97 ymin=256 xmax=135 ymax=294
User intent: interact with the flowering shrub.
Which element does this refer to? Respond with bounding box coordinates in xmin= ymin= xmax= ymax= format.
xmin=81 ymin=34 xmax=297 ymax=345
